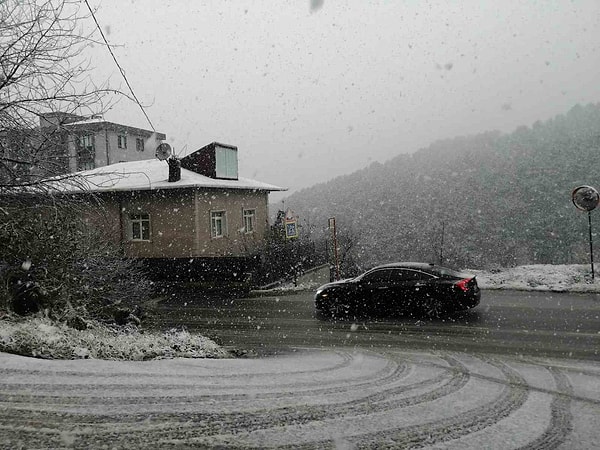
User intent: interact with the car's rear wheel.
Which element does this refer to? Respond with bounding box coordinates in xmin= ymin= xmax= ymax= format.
xmin=421 ymin=296 xmax=445 ymax=318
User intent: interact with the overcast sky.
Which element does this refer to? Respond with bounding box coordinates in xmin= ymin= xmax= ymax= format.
xmin=87 ymin=0 xmax=600 ymax=200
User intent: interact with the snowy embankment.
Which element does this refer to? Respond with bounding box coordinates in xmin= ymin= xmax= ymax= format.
xmin=473 ymin=264 xmax=600 ymax=293
xmin=0 ymin=264 xmax=598 ymax=360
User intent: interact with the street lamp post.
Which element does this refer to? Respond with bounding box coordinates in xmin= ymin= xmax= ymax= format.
xmin=588 ymin=211 xmax=595 ymax=280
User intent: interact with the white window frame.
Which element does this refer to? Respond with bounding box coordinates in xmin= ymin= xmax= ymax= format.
xmin=129 ymin=213 xmax=150 ymax=241
xmin=118 ymin=134 xmax=127 ymax=149
xmin=243 ymin=209 xmax=256 ymax=234
xmin=210 ymin=210 xmax=227 ymax=238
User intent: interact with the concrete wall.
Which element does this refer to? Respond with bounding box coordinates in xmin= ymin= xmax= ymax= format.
xmin=296 ymin=264 xmax=331 ymax=287
xmin=101 ymin=129 xmax=163 ymax=166
xmin=66 ymin=124 xmax=165 ymax=172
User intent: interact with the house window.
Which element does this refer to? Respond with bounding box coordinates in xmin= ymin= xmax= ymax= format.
xmin=215 ymin=146 xmax=238 ymax=179
xmin=210 ymin=211 xmax=227 ymax=238
xmin=77 ymin=134 xmax=95 ymax=170
xmin=136 ymin=137 xmax=145 ymax=152
xmin=243 ymin=209 xmax=256 ymax=233
xmin=118 ymin=134 xmax=127 ymax=149
xmin=130 ymin=213 xmax=150 ymax=241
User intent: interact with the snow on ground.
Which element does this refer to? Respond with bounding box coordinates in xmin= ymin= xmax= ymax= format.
xmin=0 ymin=264 xmax=598 ymax=361
xmin=1 ymin=347 xmax=599 ymax=448
xmin=472 ymin=264 xmax=600 ymax=293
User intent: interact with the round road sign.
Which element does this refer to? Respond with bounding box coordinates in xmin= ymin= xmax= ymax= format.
xmin=572 ymin=185 xmax=600 ymax=211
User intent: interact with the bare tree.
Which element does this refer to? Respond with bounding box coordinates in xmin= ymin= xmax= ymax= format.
xmin=0 ymin=0 xmax=152 ymax=324
xmin=0 ymin=0 xmax=113 ymax=186
xmin=335 ymin=227 xmax=362 ymax=277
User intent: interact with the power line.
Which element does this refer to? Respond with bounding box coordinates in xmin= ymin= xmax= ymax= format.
xmin=83 ymin=0 xmax=156 ymax=132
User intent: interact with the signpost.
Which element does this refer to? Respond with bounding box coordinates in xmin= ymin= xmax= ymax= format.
xmin=572 ymin=185 xmax=600 ymax=280
xmin=285 ymin=218 xmax=298 ymax=239
xmin=284 ymin=209 xmax=299 ymax=239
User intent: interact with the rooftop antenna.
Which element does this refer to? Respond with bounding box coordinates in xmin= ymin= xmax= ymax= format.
xmin=175 ymin=144 xmax=187 ymax=158
xmin=155 ymin=142 xmax=172 ymax=161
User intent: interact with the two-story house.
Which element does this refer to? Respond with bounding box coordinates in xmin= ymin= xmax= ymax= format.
xmin=47 ymin=141 xmax=286 ymax=286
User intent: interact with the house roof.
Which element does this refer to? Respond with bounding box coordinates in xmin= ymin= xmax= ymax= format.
xmin=46 ymin=159 xmax=287 ymax=194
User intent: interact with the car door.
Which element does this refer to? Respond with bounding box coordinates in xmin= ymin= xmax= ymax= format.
xmin=358 ymin=268 xmax=415 ymax=313
xmin=354 ymin=269 xmax=392 ymax=313
xmin=373 ymin=268 xmax=409 ymax=312
xmin=387 ymin=269 xmax=436 ymax=311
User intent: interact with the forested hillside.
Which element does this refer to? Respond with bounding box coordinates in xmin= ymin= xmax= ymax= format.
xmin=281 ymin=104 xmax=600 ymax=269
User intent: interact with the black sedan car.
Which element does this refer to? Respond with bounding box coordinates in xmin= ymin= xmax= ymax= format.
xmin=314 ymin=262 xmax=480 ymax=319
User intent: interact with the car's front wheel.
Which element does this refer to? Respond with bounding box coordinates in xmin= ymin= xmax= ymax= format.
xmin=328 ymin=301 xmax=352 ymax=320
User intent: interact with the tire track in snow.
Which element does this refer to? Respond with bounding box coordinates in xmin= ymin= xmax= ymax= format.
xmin=517 ymin=366 xmax=573 ymax=450
xmin=0 ymin=349 xmax=598 ymax=449
xmin=0 ymin=352 xmax=459 ymax=447
xmin=0 ymin=351 xmax=405 ymax=415
xmin=344 ymin=355 xmax=529 ymax=449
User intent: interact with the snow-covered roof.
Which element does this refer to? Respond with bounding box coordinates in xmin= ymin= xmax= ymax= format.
xmin=64 ymin=117 xmax=106 ymax=126
xmin=46 ymin=159 xmax=286 ymax=194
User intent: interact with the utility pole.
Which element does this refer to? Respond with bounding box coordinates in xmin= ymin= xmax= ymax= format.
xmin=439 ymin=220 xmax=445 ymax=265
xmin=328 ymin=217 xmax=340 ymax=281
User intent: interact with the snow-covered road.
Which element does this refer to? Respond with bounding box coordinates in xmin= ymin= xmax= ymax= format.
xmin=2 ymin=348 xmax=599 ymax=449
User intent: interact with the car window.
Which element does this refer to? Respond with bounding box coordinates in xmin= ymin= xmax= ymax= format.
xmin=433 ymin=266 xmax=471 ymax=279
xmin=360 ymin=269 xmax=391 ymax=283
xmin=389 ymin=269 xmax=433 ymax=282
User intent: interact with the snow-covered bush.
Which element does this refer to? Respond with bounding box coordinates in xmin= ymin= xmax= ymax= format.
xmin=0 ymin=315 xmax=228 ymax=360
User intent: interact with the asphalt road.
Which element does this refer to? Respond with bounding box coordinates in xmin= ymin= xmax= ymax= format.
xmin=151 ymin=289 xmax=600 ymax=361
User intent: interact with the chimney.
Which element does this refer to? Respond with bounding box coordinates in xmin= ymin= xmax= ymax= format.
xmin=167 ymin=157 xmax=181 ymax=182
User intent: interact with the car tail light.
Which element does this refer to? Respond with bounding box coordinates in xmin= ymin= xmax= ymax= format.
xmin=454 ymin=278 xmax=472 ymax=292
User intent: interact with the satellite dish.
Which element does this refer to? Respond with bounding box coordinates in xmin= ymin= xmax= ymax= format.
xmin=155 ymin=142 xmax=172 ymax=161
xmin=572 ymin=185 xmax=600 ymax=211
